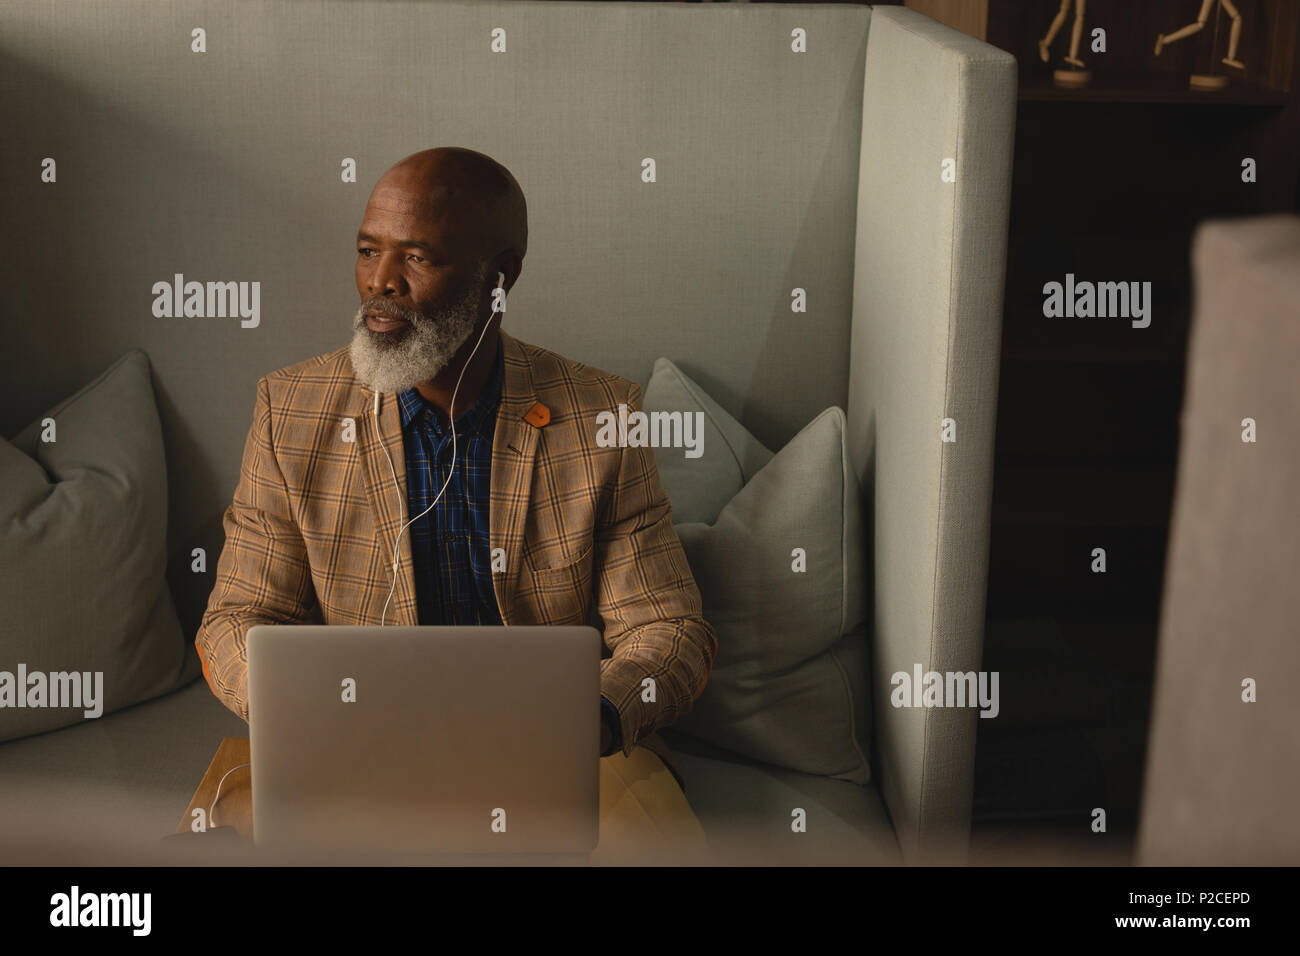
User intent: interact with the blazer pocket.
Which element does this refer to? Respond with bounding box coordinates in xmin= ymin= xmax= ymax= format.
xmin=519 ymin=541 xmax=594 ymax=626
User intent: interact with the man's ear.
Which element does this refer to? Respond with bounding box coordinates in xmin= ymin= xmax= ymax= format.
xmin=501 ymin=255 xmax=523 ymax=293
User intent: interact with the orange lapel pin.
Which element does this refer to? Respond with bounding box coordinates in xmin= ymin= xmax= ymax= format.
xmin=524 ymin=402 xmax=550 ymax=427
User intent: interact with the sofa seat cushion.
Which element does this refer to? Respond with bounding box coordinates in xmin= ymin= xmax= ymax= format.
xmin=659 ymin=729 xmax=900 ymax=864
xmin=1 ymin=679 xmax=901 ymax=864
xmin=0 ymin=677 xmax=246 ymax=858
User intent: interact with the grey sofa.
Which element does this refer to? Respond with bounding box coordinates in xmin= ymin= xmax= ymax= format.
xmin=0 ymin=1 xmax=1015 ymax=865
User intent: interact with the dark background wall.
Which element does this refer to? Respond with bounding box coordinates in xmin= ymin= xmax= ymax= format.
xmin=903 ymin=0 xmax=1300 ymax=858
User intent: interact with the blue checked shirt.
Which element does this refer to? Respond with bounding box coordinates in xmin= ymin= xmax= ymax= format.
xmin=399 ymin=340 xmax=505 ymax=629
xmin=398 ymin=340 xmax=622 ymax=753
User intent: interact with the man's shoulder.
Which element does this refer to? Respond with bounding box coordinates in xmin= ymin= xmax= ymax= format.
xmin=509 ymin=334 xmax=639 ymax=413
xmin=242 ymin=345 xmax=368 ymax=450
xmin=263 ymin=343 xmax=355 ymax=387
xmin=256 ymin=344 xmax=364 ymax=409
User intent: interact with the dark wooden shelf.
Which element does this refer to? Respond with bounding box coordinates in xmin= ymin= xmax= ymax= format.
xmin=989 ymin=465 xmax=1177 ymax=529
xmin=1001 ymin=345 xmax=1187 ymax=365
xmin=1019 ymin=70 xmax=1289 ymax=104
xmin=944 ymin=0 xmax=1300 ymax=834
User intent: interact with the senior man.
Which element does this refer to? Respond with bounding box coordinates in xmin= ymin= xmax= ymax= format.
xmin=195 ymin=147 xmax=717 ymax=861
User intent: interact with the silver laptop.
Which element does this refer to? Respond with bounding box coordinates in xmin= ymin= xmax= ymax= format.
xmin=247 ymin=624 xmax=601 ymax=857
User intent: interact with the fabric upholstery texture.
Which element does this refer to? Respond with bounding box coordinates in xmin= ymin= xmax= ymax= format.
xmin=849 ymin=6 xmax=1016 ymax=861
xmin=660 ymin=728 xmax=901 ymax=864
xmin=0 ymin=678 xmax=244 ymax=858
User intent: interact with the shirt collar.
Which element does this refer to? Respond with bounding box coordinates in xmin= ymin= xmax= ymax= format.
xmin=397 ymin=337 xmax=504 ymax=438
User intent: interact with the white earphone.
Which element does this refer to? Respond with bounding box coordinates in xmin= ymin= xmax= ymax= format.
xmin=374 ymin=270 xmax=506 ymax=625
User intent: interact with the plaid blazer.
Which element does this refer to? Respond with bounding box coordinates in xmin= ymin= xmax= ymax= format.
xmin=195 ymin=329 xmax=716 ymax=779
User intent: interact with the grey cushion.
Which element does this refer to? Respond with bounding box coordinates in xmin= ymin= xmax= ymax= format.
xmin=642 ymin=357 xmax=774 ymax=524
xmin=645 ymin=360 xmax=870 ymax=784
xmin=0 ymin=350 xmax=199 ymax=742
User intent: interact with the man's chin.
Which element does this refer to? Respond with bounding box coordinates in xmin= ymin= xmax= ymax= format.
xmin=349 ymin=333 xmax=436 ymax=395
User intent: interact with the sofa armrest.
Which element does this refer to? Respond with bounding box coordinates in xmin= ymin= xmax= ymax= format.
xmin=847 ymin=5 xmax=1017 ymax=863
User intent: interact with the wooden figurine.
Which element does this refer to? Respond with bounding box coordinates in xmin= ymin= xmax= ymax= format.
xmin=1039 ymin=0 xmax=1091 ymax=88
xmin=1154 ymin=0 xmax=1246 ymax=90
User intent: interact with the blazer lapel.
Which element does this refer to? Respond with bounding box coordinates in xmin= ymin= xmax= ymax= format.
xmin=490 ymin=329 xmax=542 ymax=624
xmin=352 ymin=380 xmax=420 ymax=627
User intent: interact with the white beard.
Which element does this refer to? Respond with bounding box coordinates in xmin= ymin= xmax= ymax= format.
xmin=348 ymin=258 xmax=489 ymax=395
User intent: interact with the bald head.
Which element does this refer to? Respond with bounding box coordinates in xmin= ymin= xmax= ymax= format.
xmin=377 ymin=147 xmax=527 ymax=269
